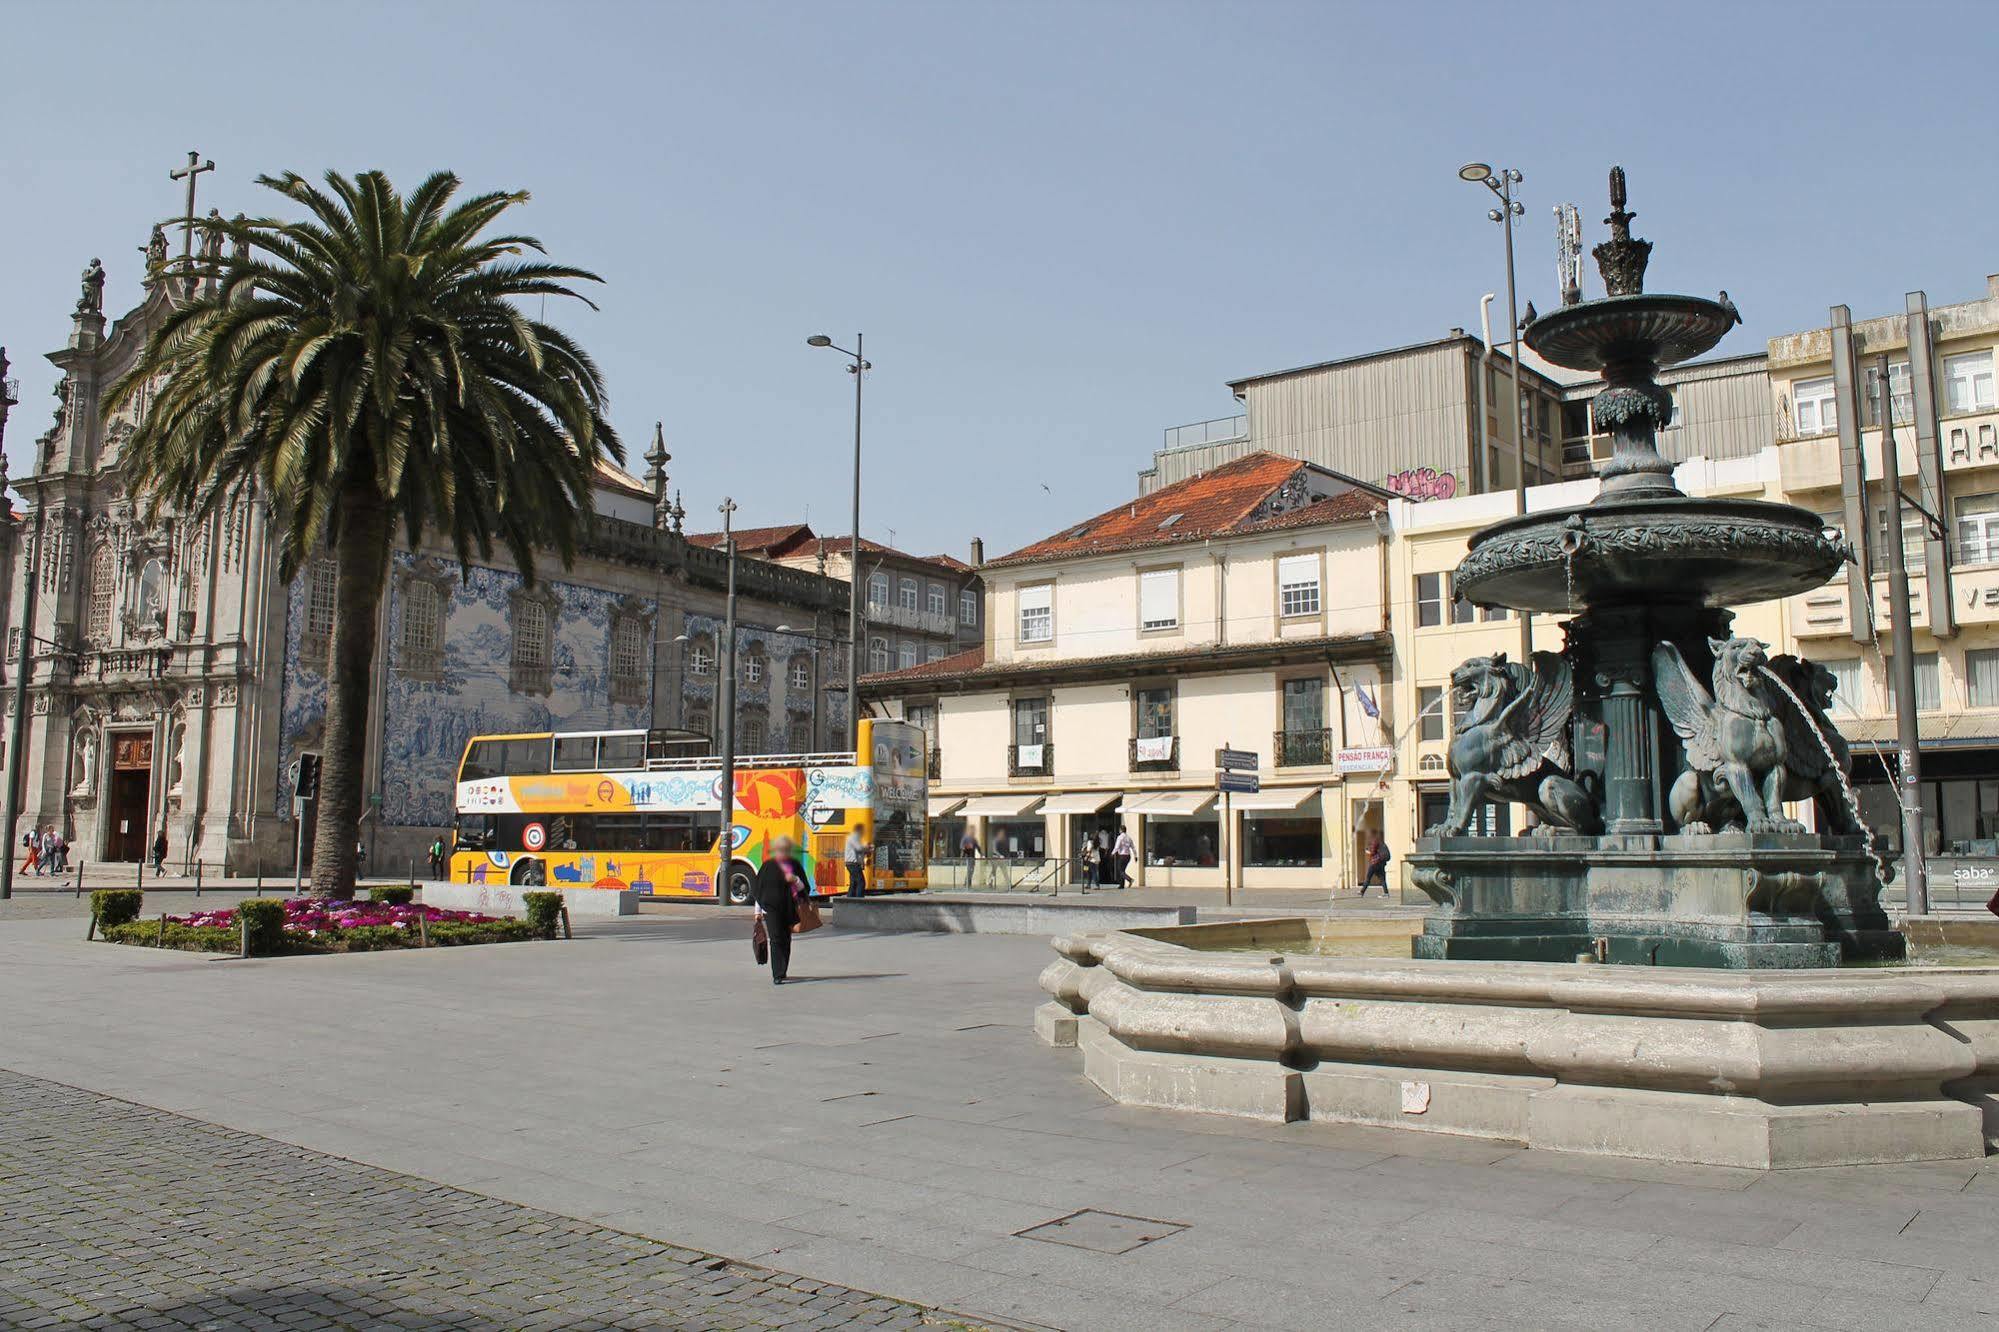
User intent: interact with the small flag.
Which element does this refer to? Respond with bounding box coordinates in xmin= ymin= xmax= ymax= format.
xmin=1356 ymin=684 xmax=1379 ymax=719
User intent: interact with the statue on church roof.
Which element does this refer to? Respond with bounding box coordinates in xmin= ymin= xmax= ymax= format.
xmin=75 ymin=258 xmax=105 ymax=316
xmin=200 ymin=208 xmax=224 ymax=267
xmin=142 ymin=224 xmax=168 ymax=276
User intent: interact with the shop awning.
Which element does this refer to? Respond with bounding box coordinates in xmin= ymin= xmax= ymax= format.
xmin=1038 ymin=791 xmax=1125 ymax=815
xmin=1226 ymin=787 xmax=1322 ymax=813
xmin=956 ymin=794 xmax=1046 ymax=818
xmin=1119 ymin=791 xmax=1216 ymax=816
xmin=1838 ymin=714 xmax=1999 ymax=749
xmin=927 ymin=796 xmax=966 ymax=818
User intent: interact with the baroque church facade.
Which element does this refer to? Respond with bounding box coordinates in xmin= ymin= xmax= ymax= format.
xmin=4 ymin=236 xmax=849 ymax=875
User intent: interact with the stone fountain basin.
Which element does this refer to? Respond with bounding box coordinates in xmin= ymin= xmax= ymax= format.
xmin=1453 ymin=495 xmax=1848 ymax=614
xmin=1036 ymin=921 xmax=1999 ymax=1169
xmin=1524 ymin=292 xmax=1737 ymax=370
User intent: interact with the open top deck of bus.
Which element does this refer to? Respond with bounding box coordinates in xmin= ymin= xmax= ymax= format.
xmin=458 ymin=727 xmax=863 ymax=781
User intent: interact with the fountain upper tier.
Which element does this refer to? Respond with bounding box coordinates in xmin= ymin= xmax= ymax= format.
xmin=1524 ymin=293 xmax=1736 ymax=374
xmin=1453 ymin=495 xmax=1849 ymax=614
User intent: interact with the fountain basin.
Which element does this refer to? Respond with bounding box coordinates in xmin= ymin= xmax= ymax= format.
xmin=1037 ymin=922 xmax=1999 ymax=1168
xmin=1453 ymin=495 xmax=1847 ymax=614
xmin=1524 ymin=293 xmax=1737 ymax=370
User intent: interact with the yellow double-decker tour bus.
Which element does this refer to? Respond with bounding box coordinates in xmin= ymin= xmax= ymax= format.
xmin=448 ymin=718 xmax=928 ymax=904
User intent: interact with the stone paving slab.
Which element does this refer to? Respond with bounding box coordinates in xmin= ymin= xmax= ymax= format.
xmin=0 ymin=1068 xmax=999 ymax=1331
xmin=8 ymin=910 xmax=1999 ymax=1329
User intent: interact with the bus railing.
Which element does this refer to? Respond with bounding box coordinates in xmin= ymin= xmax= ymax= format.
xmin=928 ymin=853 xmax=1118 ymax=895
xmin=638 ymin=751 xmax=858 ymax=772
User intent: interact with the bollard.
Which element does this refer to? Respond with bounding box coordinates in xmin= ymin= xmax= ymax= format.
xmin=137 ymin=859 xmax=144 ymax=891
xmin=239 ymin=912 xmax=249 ymax=959
xmin=560 ymin=905 xmax=573 ymax=941
xmin=417 ymin=912 xmax=429 ymax=948
xmin=85 ymin=911 xmax=96 ymax=941
xmin=195 ymin=859 xmax=203 ymax=898
xmin=154 ymin=911 xmax=167 ymax=947
xmin=255 ymin=857 xmax=263 ymax=894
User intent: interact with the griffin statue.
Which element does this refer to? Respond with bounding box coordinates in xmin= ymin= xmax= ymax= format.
xmin=1654 ymin=635 xmax=1823 ymax=835
xmin=1435 ymin=651 xmax=1597 ymax=836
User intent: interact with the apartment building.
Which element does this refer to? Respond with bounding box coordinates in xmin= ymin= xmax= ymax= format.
xmin=860 ymin=453 xmax=1395 ymax=892
xmin=685 ymin=524 xmax=982 ymax=678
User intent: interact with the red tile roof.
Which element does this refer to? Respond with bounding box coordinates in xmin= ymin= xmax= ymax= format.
xmin=987 ymin=452 xmax=1384 ymax=567
xmin=684 ymin=523 xmax=816 ymax=556
xmin=592 ymin=457 xmax=652 ymax=499
xmin=861 ymin=645 xmax=986 ymax=683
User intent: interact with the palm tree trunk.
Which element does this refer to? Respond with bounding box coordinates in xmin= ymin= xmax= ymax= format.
xmin=309 ymin=484 xmax=392 ymax=899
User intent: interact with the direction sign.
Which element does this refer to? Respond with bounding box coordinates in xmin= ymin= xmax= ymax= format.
xmin=1217 ymin=747 xmax=1259 ymax=772
xmin=1218 ymin=770 xmax=1261 ymax=794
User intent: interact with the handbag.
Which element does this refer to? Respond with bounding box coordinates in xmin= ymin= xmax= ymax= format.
xmin=751 ymin=913 xmax=769 ymax=964
xmin=794 ymin=897 xmax=824 ymax=934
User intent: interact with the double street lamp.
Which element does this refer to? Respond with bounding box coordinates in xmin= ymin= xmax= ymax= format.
xmin=805 ymin=333 xmax=869 ymax=749
xmin=1459 ymin=162 xmax=1535 ymax=666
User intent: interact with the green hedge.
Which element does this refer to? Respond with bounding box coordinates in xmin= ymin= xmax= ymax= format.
xmin=100 ymin=915 xmax=533 ymax=954
xmin=100 ymin=920 xmax=238 ymax=952
xmin=521 ymin=890 xmax=564 ymax=940
xmin=236 ymin=898 xmax=288 ymax=955
xmin=368 ymin=886 xmax=416 ymax=905
xmin=92 ymin=889 xmax=143 ymax=928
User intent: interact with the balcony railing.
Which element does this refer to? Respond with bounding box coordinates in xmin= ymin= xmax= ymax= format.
xmin=1128 ymin=735 xmax=1179 ymax=773
xmin=1162 ymin=415 xmax=1248 ymax=452
xmin=927 ymin=747 xmax=941 ymax=781
xmin=1274 ymin=728 xmax=1331 ymax=767
xmin=867 ymin=602 xmax=959 ymax=636
xmin=1007 ymin=743 xmax=1052 ymax=777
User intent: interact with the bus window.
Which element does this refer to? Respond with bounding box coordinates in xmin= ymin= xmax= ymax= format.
xmin=593 ymin=813 xmax=645 ymax=850
xmin=645 ymin=811 xmax=720 ymax=853
xmin=455 ymin=814 xmax=498 ymax=850
xmin=499 ymin=738 xmax=550 ymax=775
xmin=549 ymin=815 xmax=579 ymax=850
xmin=552 ymin=735 xmax=598 ymax=771
xmin=599 ymin=734 xmax=644 ymax=770
xmin=460 ymin=741 xmax=500 ymax=782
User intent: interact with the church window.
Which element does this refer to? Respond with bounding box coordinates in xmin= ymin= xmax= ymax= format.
xmin=85 ymin=546 xmax=114 ymax=643
xmin=745 ymin=652 xmax=765 ymax=685
xmin=610 ymin=614 xmax=647 ymax=707
xmin=684 ymin=703 xmax=712 ymax=738
xmin=307 ymin=559 xmax=337 ymax=642
xmin=687 ymin=638 xmax=714 ymax=675
xmin=404 ymin=582 xmax=440 ymax=658
xmin=508 ymin=588 xmax=558 ymax=695
xmin=789 ymin=656 xmax=811 ymax=690
xmin=740 ymin=715 xmax=766 ymax=753
xmin=787 ymin=718 xmax=812 ymax=751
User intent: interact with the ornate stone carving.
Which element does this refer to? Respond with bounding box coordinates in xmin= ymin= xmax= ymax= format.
xmin=1591 ymin=383 xmax=1673 ymax=433
xmin=70 ymin=725 xmax=98 ymax=798
xmin=1455 ymin=512 xmax=1849 ymax=601
xmin=1654 ymin=636 xmax=1800 ymax=835
xmin=75 ymin=258 xmax=106 ymax=316
xmin=1592 ymin=166 xmax=1652 ymax=297
xmin=216 ymin=684 xmax=239 ymax=707
xmin=1434 ymin=651 xmax=1598 ymax=835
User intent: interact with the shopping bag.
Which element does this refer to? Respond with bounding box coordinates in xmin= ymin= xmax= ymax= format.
xmin=793 ymin=898 xmax=824 ymax=934
xmin=751 ymin=914 xmax=769 ymax=964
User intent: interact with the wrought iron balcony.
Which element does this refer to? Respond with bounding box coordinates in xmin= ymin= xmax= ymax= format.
xmin=1274 ymin=728 xmax=1331 ymax=767
xmin=1007 ymin=743 xmax=1052 ymax=777
xmin=1128 ymin=735 xmax=1179 ymax=773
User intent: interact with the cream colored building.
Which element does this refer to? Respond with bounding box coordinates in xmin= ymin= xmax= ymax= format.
xmin=860 ymin=453 xmax=1397 ymax=893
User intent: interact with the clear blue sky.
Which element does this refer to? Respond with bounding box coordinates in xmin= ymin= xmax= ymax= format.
xmin=2 ymin=0 xmax=1992 ymax=559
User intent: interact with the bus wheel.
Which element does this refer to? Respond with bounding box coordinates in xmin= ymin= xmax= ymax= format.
xmin=724 ymin=863 xmax=755 ymax=905
xmin=511 ymin=858 xmax=544 ymax=887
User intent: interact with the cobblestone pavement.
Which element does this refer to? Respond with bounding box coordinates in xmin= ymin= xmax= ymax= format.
xmin=0 ymin=1069 xmax=994 ymax=1331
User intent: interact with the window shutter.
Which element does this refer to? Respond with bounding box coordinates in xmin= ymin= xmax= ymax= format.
xmin=1139 ymin=569 xmax=1177 ymax=628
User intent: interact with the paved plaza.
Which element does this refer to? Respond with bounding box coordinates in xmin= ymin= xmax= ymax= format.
xmin=6 ymin=895 xmax=1999 ymax=1329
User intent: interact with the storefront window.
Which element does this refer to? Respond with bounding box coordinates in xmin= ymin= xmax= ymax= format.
xmin=1146 ymin=816 xmax=1219 ymax=866
xmin=1418 ymin=791 xmax=1508 ymax=836
xmin=927 ymin=816 xmax=965 ymax=862
xmin=986 ymin=818 xmax=1045 ymax=859
xmin=1245 ymin=816 xmax=1321 ymax=867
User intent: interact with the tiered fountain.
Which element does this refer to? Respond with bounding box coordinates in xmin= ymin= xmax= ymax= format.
xmin=1035 ymin=170 xmax=1999 ymax=1168
xmin=1406 ymin=166 xmax=1903 ymax=968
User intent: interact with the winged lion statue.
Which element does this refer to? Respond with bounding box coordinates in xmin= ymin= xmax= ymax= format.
xmin=1433 ymin=651 xmax=1597 ymax=836
xmin=1654 ymin=635 xmax=1813 ymax=835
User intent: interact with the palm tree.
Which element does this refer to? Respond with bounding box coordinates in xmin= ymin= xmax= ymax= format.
xmin=107 ymin=170 xmax=621 ymax=897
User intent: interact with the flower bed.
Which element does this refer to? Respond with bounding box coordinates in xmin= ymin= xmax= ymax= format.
xmin=99 ymin=896 xmax=535 ymax=954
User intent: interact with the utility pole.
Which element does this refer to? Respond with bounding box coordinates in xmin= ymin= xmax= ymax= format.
xmin=715 ymin=499 xmax=739 ymax=903
xmin=805 ymin=333 xmax=870 ymax=747
xmin=1 ymin=501 xmax=44 ymax=900
xmin=1881 ymin=354 xmax=1928 ymax=915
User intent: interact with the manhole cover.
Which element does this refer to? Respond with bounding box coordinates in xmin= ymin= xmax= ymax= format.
xmin=1015 ymin=1209 xmax=1187 ymax=1254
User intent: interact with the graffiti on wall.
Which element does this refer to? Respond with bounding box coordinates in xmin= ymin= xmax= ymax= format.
xmin=1384 ymin=468 xmax=1458 ymax=502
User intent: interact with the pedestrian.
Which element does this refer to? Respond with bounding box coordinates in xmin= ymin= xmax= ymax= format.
xmin=427 ymin=835 xmax=445 ymax=879
xmin=752 ymin=835 xmax=809 ymax=985
xmin=1079 ymin=837 xmax=1099 ymax=887
xmin=38 ymin=826 xmax=56 ymax=877
xmin=1359 ymin=831 xmax=1391 ymax=896
xmin=843 ymin=825 xmax=869 ymax=899
xmin=1112 ymin=824 xmax=1135 ymax=889
xmin=19 ymin=828 xmax=39 ymax=877
xmin=1096 ymin=829 xmax=1115 ymax=885
xmin=50 ymin=830 xmax=67 ymax=875
xmin=958 ymin=828 xmax=979 ymax=887
xmin=151 ymin=828 xmax=168 ymax=875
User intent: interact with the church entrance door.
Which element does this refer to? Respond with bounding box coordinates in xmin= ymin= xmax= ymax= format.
xmin=106 ymin=732 xmax=154 ymax=862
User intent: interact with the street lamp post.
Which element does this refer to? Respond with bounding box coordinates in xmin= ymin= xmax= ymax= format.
xmin=715 ymin=499 xmax=739 ymax=904
xmin=1460 ymin=163 xmax=1535 ymax=667
xmin=806 ymin=333 xmax=869 ymax=749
